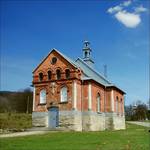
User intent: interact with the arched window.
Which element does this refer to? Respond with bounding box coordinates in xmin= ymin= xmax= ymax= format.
xmin=60 ymin=86 xmax=67 ymax=102
xmin=56 ymin=69 xmax=61 ymax=80
xmin=85 ymin=51 xmax=88 ymax=58
xmin=65 ymin=69 xmax=70 ymax=79
xmin=97 ymin=93 xmax=101 ymax=112
xmin=39 ymin=73 xmax=43 ymax=81
xmin=40 ymin=89 xmax=46 ymax=104
xmin=116 ymin=97 xmax=119 ymax=114
xmin=48 ymin=71 xmax=51 ymax=80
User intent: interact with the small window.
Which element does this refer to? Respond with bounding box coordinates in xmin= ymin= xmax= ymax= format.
xmin=48 ymin=71 xmax=51 ymax=80
xmin=40 ymin=89 xmax=46 ymax=104
xmin=39 ymin=73 xmax=43 ymax=81
xmin=60 ymin=86 xmax=67 ymax=102
xmin=97 ymin=93 xmax=101 ymax=112
xmin=51 ymin=57 xmax=57 ymax=65
xmin=65 ymin=69 xmax=70 ymax=79
xmin=85 ymin=51 xmax=88 ymax=58
xmin=56 ymin=69 xmax=61 ymax=80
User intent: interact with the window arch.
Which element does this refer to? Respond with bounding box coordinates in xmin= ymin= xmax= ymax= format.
xmin=116 ymin=96 xmax=119 ymax=114
xmin=39 ymin=72 xmax=43 ymax=81
xmin=97 ymin=93 xmax=101 ymax=112
xmin=56 ymin=69 xmax=61 ymax=80
xmin=65 ymin=69 xmax=70 ymax=79
xmin=40 ymin=89 xmax=46 ymax=104
xmin=60 ymin=86 xmax=67 ymax=102
xmin=48 ymin=70 xmax=52 ymax=80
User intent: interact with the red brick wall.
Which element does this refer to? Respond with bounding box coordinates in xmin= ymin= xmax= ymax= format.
xmin=81 ymin=81 xmax=106 ymax=112
xmin=32 ymin=50 xmax=124 ymax=114
xmin=105 ymin=89 xmax=112 ymax=112
xmin=82 ymin=82 xmax=89 ymax=111
xmin=33 ymin=50 xmax=81 ymax=112
xmin=76 ymin=80 xmax=82 ymax=111
xmin=114 ymin=89 xmax=124 ymax=115
xmin=91 ymin=82 xmax=105 ymax=112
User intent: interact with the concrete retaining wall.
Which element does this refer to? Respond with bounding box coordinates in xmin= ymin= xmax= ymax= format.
xmin=82 ymin=111 xmax=105 ymax=131
xmin=59 ymin=111 xmax=82 ymax=131
xmin=113 ymin=114 xmax=126 ymax=130
xmin=32 ymin=112 xmax=48 ymax=127
xmin=32 ymin=111 xmax=125 ymax=131
xmin=105 ymin=113 xmax=125 ymax=130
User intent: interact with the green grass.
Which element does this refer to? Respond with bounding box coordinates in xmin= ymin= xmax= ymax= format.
xmin=0 ymin=123 xmax=149 ymax=150
xmin=141 ymin=120 xmax=150 ymax=123
xmin=0 ymin=113 xmax=32 ymax=130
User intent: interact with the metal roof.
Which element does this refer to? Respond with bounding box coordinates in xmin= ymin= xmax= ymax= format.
xmin=75 ymin=58 xmax=125 ymax=93
xmin=75 ymin=58 xmax=112 ymax=86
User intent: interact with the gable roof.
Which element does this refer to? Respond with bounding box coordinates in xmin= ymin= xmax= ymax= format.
xmin=32 ymin=48 xmax=79 ymax=73
xmin=33 ymin=49 xmax=125 ymax=94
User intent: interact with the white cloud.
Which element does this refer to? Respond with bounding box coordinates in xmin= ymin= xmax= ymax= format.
xmin=107 ymin=6 xmax=122 ymax=14
xmin=107 ymin=0 xmax=132 ymax=14
xmin=107 ymin=1 xmax=148 ymax=28
xmin=134 ymin=5 xmax=147 ymax=13
xmin=122 ymin=1 xmax=132 ymax=7
xmin=115 ymin=11 xmax=141 ymax=28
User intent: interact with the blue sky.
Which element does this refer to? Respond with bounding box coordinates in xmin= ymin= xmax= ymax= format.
xmin=0 ymin=0 xmax=149 ymax=105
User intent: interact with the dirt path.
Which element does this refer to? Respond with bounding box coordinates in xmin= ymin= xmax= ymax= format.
xmin=0 ymin=130 xmax=50 ymax=138
xmin=127 ymin=121 xmax=150 ymax=127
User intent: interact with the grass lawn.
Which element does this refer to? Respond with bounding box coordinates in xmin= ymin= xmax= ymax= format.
xmin=0 ymin=123 xmax=149 ymax=150
xmin=141 ymin=120 xmax=150 ymax=123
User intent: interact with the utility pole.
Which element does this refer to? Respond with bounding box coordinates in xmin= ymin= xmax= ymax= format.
xmin=26 ymin=96 xmax=29 ymax=114
xmin=104 ymin=64 xmax=107 ymax=78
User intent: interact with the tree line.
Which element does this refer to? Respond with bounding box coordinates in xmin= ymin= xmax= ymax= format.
xmin=125 ymin=101 xmax=150 ymax=121
xmin=0 ymin=88 xmax=33 ymax=113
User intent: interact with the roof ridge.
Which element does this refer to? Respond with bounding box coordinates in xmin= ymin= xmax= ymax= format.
xmin=54 ymin=49 xmax=79 ymax=69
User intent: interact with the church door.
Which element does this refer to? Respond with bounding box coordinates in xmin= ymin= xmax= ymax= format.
xmin=48 ymin=107 xmax=59 ymax=128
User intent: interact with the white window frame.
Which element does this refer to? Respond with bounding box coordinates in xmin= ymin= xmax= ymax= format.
xmin=60 ymin=86 xmax=68 ymax=102
xmin=40 ymin=89 xmax=46 ymax=104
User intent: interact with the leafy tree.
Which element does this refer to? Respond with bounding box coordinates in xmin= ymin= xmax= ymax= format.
xmin=125 ymin=100 xmax=149 ymax=121
xmin=134 ymin=104 xmax=147 ymax=121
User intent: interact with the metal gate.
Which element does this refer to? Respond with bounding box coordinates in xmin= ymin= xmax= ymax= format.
xmin=48 ymin=107 xmax=59 ymax=128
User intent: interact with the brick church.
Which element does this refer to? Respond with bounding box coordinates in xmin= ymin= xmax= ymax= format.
xmin=32 ymin=41 xmax=125 ymax=131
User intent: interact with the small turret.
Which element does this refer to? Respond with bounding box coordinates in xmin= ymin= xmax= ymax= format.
xmin=82 ymin=41 xmax=94 ymax=67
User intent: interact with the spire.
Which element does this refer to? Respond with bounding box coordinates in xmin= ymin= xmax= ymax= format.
xmin=82 ymin=41 xmax=94 ymax=67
